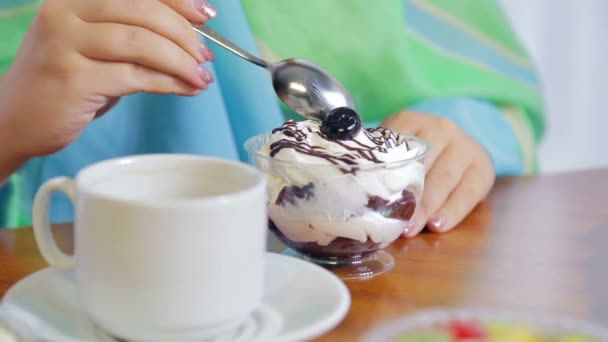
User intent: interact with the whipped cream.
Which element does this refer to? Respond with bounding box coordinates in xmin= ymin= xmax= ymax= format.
xmin=259 ymin=119 xmax=426 ymax=249
xmin=262 ymin=120 xmax=422 ymax=165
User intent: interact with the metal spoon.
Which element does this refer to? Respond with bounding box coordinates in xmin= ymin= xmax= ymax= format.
xmin=192 ymin=25 xmax=354 ymax=121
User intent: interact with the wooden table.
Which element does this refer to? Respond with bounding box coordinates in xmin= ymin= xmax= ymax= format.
xmin=1 ymin=169 xmax=608 ymax=340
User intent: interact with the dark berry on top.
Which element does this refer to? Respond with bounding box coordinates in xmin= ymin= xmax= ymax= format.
xmin=321 ymin=107 xmax=362 ymax=140
xmin=275 ymin=183 xmax=315 ymax=206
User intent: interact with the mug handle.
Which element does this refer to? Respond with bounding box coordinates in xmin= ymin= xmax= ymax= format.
xmin=32 ymin=177 xmax=76 ymax=270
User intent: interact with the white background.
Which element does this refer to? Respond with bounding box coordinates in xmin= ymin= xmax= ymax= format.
xmin=499 ymin=0 xmax=608 ymax=173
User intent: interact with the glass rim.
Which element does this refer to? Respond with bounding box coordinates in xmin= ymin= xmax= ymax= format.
xmin=244 ymin=131 xmax=431 ymax=169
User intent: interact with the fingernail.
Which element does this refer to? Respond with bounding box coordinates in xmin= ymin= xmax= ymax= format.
xmin=199 ymin=44 xmax=215 ymax=61
xmin=198 ymin=66 xmax=214 ymax=83
xmin=405 ymin=217 xmax=425 ymax=238
xmin=429 ymin=214 xmax=447 ymax=231
xmin=194 ymin=0 xmax=217 ymax=18
xmin=403 ymin=217 xmax=416 ymax=235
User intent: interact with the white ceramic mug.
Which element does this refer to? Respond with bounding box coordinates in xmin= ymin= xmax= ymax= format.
xmin=32 ymin=154 xmax=267 ymax=341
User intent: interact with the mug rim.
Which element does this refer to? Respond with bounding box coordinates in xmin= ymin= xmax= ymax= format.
xmin=74 ymin=154 xmax=266 ymax=208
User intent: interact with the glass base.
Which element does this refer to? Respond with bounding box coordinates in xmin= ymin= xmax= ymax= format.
xmin=282 ymin=248 xmax=395 ymax=280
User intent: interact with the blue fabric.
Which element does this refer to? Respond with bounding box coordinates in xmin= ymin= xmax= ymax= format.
xmin=4 ymin=0 xmax=284 ymax=224
xmin=0 ymin=0 xmax=36 ymax=10
xmin=408 ymin=97 xmax=524 ymax=176
xmin=208 ymin=0 xmax=284 ymax=160
xmin=0 ymin=181 xmax=10 ymax=223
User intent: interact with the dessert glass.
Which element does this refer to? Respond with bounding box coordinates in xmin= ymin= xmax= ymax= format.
xmin=245 ymin=131 xmax=429 ymax=280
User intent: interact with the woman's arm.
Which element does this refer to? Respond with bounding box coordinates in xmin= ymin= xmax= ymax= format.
xmin=405 ymin=97 xmax=529 ymax=176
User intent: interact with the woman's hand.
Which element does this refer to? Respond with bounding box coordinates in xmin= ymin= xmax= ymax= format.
xmin=382 ymin=111 xmax=496 ymax=237
xmin=0 ymin=0 xmax=217 ymax=160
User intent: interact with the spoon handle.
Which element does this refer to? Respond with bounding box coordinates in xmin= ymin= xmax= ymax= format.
xmin=192 ymin=25 xmax=269 ymax=69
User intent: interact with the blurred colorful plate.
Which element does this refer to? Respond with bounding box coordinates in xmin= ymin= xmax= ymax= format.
xmin=362 ymin=308 xmax=608 ymax=342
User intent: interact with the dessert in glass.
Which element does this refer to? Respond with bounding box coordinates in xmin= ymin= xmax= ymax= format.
xmin=245 ymin=107 xmax=429 ymax=279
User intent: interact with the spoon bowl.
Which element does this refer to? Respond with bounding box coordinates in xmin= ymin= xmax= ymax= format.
xmin=270 ymin=59 xmax=354 ymax=121
xmin=193 ymin=25 xmax=354 ymax=121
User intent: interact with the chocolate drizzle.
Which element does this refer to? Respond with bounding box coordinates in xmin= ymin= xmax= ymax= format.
xmin=269 ymin=121 xmax=412 ymax=171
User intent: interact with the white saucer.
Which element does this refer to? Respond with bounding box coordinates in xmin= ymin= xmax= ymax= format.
xmin=1 ymin=253 xmax=350 ymax=342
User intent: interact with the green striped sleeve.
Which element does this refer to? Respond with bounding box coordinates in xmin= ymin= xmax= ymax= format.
xmin=0 ymin=2 xmax=38 ymax=75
